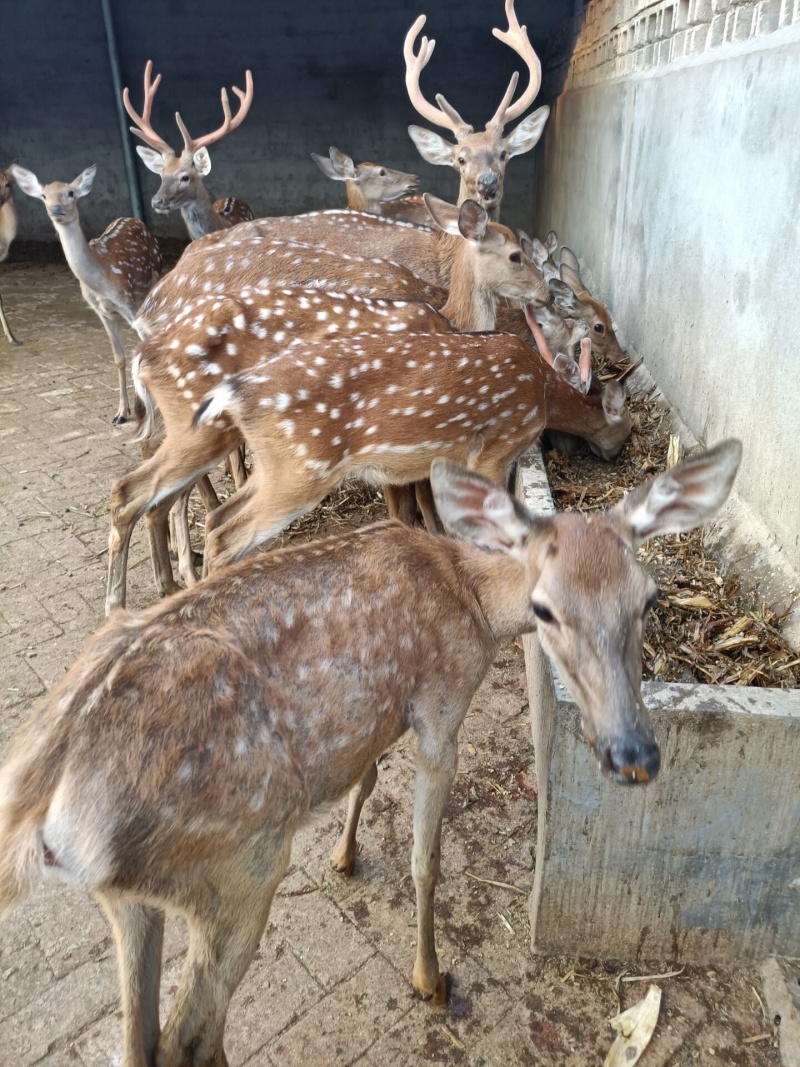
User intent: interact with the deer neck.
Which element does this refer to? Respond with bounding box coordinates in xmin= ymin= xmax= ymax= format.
xmin=345 ymin=182 xmax=371 ymax=214
xmin=439 ymin=243 xmax=497 ymax=332
xmin=181 ymin=183 xmax=225 ymax=241
xmin=53 ymin=215 xmax=106 ymax=290
xmin=457 ymin=540 xmax=539 ymax=644
xmin=0 ymin=196 xmax=18 ymax=257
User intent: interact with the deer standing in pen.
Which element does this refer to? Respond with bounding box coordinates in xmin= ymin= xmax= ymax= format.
xmin=123 ymin=61 xmax=255 ymax=241
xmin=311 ymin=146 xmax=432 ymax=226
xmin=11 ymin=163 xmax=161 ymax=423
xmin=0 ymin=161 xmax=20 ymax=345
xmin=404 ymin=0 xmax=549 ymax=218
xmin=106 ymin=195 xmax=558 ymax=611
xmin=0 ymin=442 xmax=742 ymax=1067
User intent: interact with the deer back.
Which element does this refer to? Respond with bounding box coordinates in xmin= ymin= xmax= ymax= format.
xmin=89 ymin=217 xmax=162 ymax=311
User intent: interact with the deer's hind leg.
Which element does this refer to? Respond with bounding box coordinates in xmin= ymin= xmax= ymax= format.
xmin=157 ymin=835 xmax=292 ymax=1067
xmin=94 ymin=892 xmax=165 ymax=1067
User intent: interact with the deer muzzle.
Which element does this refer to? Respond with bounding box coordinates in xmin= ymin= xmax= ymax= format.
xmin=476 ymin=172 xmax=500 ymax=201
xmin=595 ymin=733 xmax=660 ymax=786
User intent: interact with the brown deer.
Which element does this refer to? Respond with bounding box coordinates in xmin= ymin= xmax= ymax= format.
xmin=311 ymin=146 xmax=431 ymax=226
xmin=552 ymin=247 xmax=626 ymax=364
xmin=403 ymin=0 xmax=549 ymax=218
xmin=11 ymin=163 xmax=161 ymax=423
xmin=195 ymin=326 xmax=632 ymax=568
xmin=0 ymin=161 xmax=20 ymax=345
xmin=123 ymin=61 xmax=255 ymax=241
xmin=0 ymin=443 xmax=742 ymax=1067
xmin=106 ymin=197 xmax=555 ymax=612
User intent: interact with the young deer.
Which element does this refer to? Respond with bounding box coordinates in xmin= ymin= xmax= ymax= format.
xmin=552 ymin=247 xmax=626 ymax=364
xmin=106 ymin=197 xmax=554 ymax=612
xmin=11 ymin=164 xmax=161 ymax=422
xmin=311 ymin=146 xmax=431 ymax=226
xmin=0 ymin=161 xmax=20 ymax=345
xmin=195 ymin=326 xmax=632 ymax=568
xmin=0 ymin=444 xmax=742 ymax=1067
xmin=404 ymin=0 xmax=549 ymax=218
xmin=123 ymin=61 xmax=255 ymax=241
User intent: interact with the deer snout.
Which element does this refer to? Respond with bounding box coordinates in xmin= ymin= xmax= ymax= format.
xmin=151 ymin=194 xmax=169 ymax=214
xmin=596 ymin=734 xmax=660 ymax=785
xmin=476 ymin=172 xmax=500 ymax=200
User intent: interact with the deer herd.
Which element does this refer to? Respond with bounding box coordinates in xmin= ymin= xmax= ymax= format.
xmin=0 ymin=4 xmax=741 ymax=1065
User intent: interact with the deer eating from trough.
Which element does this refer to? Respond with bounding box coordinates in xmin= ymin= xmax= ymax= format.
xmin=0 ymin=442 xmax=742 ymax=1067
xmin=123 ymin=61 xmax=255 ymax=241
xmin=10 ymin=163 xmax=161 ymax=422
xmin=0 ymin=161 xmax=20 ymax=345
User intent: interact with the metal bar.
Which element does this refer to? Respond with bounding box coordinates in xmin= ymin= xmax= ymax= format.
xmin=100 ymin=0 xmax=144 ymax=220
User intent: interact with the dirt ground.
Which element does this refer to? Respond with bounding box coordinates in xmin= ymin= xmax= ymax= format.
xmin=0 ymin=250 xmax=781 ymax=1065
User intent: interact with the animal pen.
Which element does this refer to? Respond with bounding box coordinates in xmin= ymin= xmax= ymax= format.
xmin=0 ymin=0 xmax=798 ymax=1064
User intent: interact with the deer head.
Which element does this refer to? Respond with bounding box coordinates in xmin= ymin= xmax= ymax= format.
xmin=311 ymin=147 xmax=420 ymax=211
xmin=11 ymin=164 xmax=97 ymax=227
xmin=404 ymin=0 xmax=548 ymax=218
xmin=123 ymin=61 xmax=253 ymax=214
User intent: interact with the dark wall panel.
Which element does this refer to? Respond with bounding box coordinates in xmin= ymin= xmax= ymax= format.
xmin=1 ymin=0 xmax=569 ymax=242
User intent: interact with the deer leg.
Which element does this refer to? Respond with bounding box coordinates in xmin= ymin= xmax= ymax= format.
xmin=384 ymin=484 xmax=419 ymax=526
xmin=410 ymin=730 xmax=459 ymax=1005
xmin=196 ymin=473 xmax=221 ymax=514
xmin=107 ymin=429 xmax=236 ymax=615
xmin=94 ymin=892 xmax=164 ymax=1067
xmin=225 ymin=445 xmax=248 ymax=490
xmin=100 ymin=315 xmax=131 ymax=425
xmin=330 ymin=761 xmax=379 ymax=877
xmin=205 ymin=472 xmax=331 ymax=572
xmin=168 ymin=488 xmax=199 ymax=588
xmin=0 ymin=292 xmax=20 ymax=346
xmin=414 ymin=480 xmax=441 ymax=533
xmin=157 ymin=841 xmax=291 ymax=1067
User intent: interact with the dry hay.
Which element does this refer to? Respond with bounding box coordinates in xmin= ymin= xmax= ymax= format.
xmin=543 ymin=388 xmax=799 ymax=689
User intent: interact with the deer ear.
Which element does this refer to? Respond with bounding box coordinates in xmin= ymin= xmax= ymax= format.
xmin=136 ymin=147 xmax=165 ymax=174
xmin=431 ymin=459 xmax=533 ymax=555
xmin=192 ymin=148 xmax=211 ymax=176
xmin=328 ymin=147 xmax=358 ymax=180
xmin=518 ymin=229 xmax=534 ymax=259
xmin=549 ymin=279 xmax=580 ymax=315
xmin=408 ymin=125 xmax=456 ymax=167
xmin=602 ymin=381 xmax=627 ymax=421
xmin=70 ymin=165 xmax=97 ymax=197
xmin=545 ymin=230 xmax=558 ymax=257
xmin=422 ymin=192 xmax=461 ymax=234
xmin=502 ymin=105 xmax=549 ymax=158
xmin=529 ymin=238 xmax=548 ymax=270
xmin=457 ymin=199 xmax=489 ymax=241
xmin=311 ymin=152 xmax=339 ymax=180
xmin=611 ymin=440 xmax=742 ymax=546
xmin=9 ymin=164 xmax=43 ymax=199
xmin=553 ymin=352 xmax=583 ymax=392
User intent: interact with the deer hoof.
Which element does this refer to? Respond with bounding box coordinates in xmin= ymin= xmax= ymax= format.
xmin=112 ymin=413 xmax=129 ymax=425
xmin=329 ymin=850 xmax=356 ymax=878
xmin=413 ymin=973 xmax=450 ymax=1006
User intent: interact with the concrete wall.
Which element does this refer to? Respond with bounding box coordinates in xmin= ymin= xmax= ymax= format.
xmin=536 ymin=1 xmax=800 ymax=582
xmin=0 ymin=0 xmax=570 ymax=243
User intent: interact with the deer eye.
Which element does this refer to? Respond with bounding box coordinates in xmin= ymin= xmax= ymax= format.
xmin=509 ymin=251 xmax=521 ymax=264
xmin=533 ymin=603 xmax=556 ymax=624
xmin=379 ymin=169 xmax=386 ymax=176
xmin=594 ymin=323 xmax=605 ymax=334
xmin=180 ymin=173 xmax=190 ymax=183
xmin=500 ymin=150 xmax=507 ymax=161
xmin=644 ymin=591 xmax=659 ymax=616
xmin=457 ymin=156 xmax=466 ymax=166
xmin=67 ymin=190 xmax=74 ymax=198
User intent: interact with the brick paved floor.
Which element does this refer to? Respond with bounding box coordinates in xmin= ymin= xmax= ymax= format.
xmin=0 ymin=253 xmax=778 ymax=1065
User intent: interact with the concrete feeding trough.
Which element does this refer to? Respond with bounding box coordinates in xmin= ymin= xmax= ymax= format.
xmin=515 ymin=449 xmax=800 ymax=964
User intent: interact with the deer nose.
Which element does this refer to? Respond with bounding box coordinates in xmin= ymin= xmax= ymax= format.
xmin=604 ymin=736 xmax=660 ymax=785
xmin=476 ymin=173 xmax=499 ymax=198
xmin=151 ymin=194 xmax=165 ymax=210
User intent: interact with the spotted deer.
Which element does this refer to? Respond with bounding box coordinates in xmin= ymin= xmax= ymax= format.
xmin=0 ymin=442 xmax=742 ymax=1067
xmin=106 ymin=196 xmax=555 ymax=612
xmin=123 ymin=61 xmax=255 ymax=241
xmin=194 ymin=324 xmax=632 ymax=568
xmin=11 ymin=163 xmax=161 ymax=422
xmin=403 ymin=0 xmax=549 ymax=218
xmin=0 ymin=161 xmax=20 ymax=345
xmin=311 ymin=146 xmax=431 ymax=226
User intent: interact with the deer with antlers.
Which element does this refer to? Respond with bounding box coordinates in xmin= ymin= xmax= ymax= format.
xmin=123 ymin=61 xmax=255 ymax=241
xmin=0 ymin=443 xmax=741 ymax=1067
xmin=0 ymin=161 xmax=20 ymax=345
xmin=106 ymin=195 xmax=560 ymax=611
xmin=311 ymin=146 xmax=432 ymax=226
xmin=404 ymin=0 xmax=549 ymax=218
xmin=11 ymin=164 xmax=161 ymax=422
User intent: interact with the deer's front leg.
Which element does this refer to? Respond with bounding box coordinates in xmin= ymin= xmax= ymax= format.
xmin=410 ymin=728 xmax=459 ymax=1005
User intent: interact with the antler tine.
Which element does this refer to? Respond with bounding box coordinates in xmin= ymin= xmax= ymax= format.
xmin=177 ymin=70 xmax=254 ymax=154
xmin=122 ymin=60 xmax=172 ymax=154
xmin=404 ymin=15 xmax=468 ymax=134
xmin=488 ymin=0 xmax=542 ymax=128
